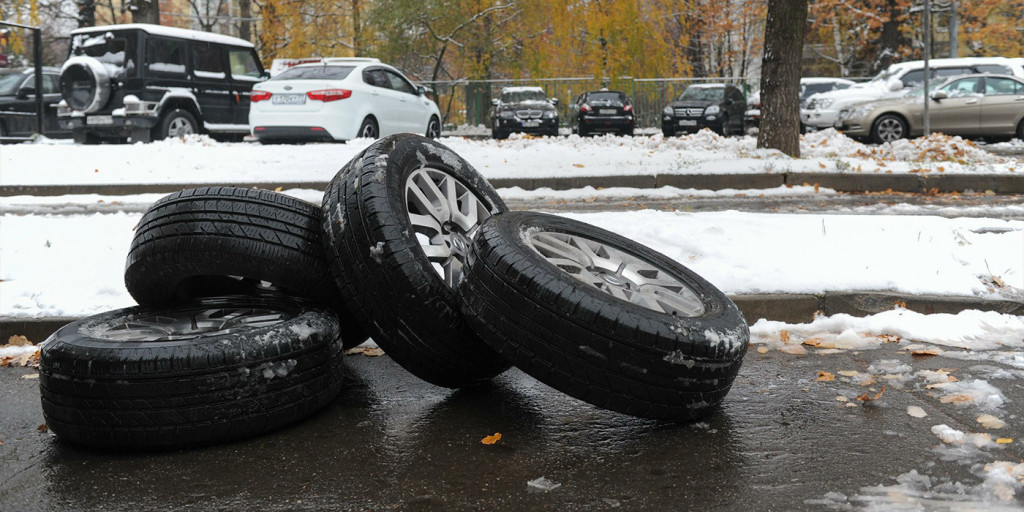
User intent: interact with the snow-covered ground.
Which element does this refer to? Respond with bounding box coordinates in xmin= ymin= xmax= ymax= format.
xmin=1 ymin=130 xmax=1020 ymax=187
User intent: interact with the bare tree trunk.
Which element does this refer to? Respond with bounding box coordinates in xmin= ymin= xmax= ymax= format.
xmin=238 ymin=0 xmax=251 ymax=40
xmin=352 ymin=0 xmax=363 ymax=55
xmin=757 ymin=0 xmax=807 ymax=157
xmin=132 ymin=0 xmax=160 ymax=24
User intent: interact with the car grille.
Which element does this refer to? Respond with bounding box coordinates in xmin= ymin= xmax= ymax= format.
xmin=516 ymin=110 xmax=543 ymax=119
xmin=674 ymin=107 xmax=704 ymax=117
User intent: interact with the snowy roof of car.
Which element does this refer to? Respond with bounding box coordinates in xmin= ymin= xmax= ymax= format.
xmin=502 ymin=86 xmax=545 ymax=93
xmin=687 ymin=83 xmax=728 ymax=88
xmin=70 ymin=24 xmax=254 ymax=48
xmin=801 ymin=77 xmax=856 ymax=85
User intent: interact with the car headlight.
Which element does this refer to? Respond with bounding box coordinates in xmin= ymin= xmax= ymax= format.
xmin=663 ymin=106 xmax=673 ymax=115
xmin=815 ymin=98 xmax=834 ymax=110
xmin=542 ymin=110 xmax=557 ymax=119
xmin=704 ymin=105 xmax=720 ymax=116
xmin=847 ymin=106 xmax=873 ymax=120
xmin=499 ymin=110 xmax=514 ymax=119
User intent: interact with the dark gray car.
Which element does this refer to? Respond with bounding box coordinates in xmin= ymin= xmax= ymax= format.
xmin=662 ymin=83 xmax=745 ymax=137
xmin=0 ymin=67 xmax=69 ymax=140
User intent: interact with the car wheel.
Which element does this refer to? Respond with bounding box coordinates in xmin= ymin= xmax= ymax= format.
xmin=426 ymin=115 xmax=441 ymax=139
xmin=157 ymin=109 xmax=198 ymax=139
xmin=871 ymin=114 xmax=907 ymax=144
xmin=124 ymin=186 xmax=367 ymax=347
xmin=578 ymin=124 xmax=588 ymax=137
xmin=662 ymin=127 xmax=675 ymax=138
xmin=321 ymin=134 xmax=511 ymax=388
xmin=1016 ymin=120 xmax=1024 ymax=142
xmin=719 ymin=114 xmax=730 ymax=136
xmin=623 ymin=127 xmax=634 ymax=137
xmin=39 ymin=295 xmax=343 ymax=450
xmin=358 ymin=116 xmax=378 ymax=139
xmin=457 ymin=211 xmax=750 ymax=421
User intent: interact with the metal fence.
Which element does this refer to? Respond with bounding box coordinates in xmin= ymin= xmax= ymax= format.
xmin=421 ymin=77 xmax=758 ymax=129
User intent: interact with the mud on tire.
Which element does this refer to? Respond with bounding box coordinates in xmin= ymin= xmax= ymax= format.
xmin=39 ymin=296 xmax=343 ymax=450
xmin=321 ymin=134 xmax=511 ymax=388
xmin=457 ymin=211 xmax=750 ymax=421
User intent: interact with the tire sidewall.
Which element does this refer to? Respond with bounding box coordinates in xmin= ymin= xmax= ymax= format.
xmin=159 ymin=109 xmax=198 ymax=139
xmin=474 ymin=211 xmax=748 ymax=359
xmin=872 ymin=114 xmax=905 ymax=144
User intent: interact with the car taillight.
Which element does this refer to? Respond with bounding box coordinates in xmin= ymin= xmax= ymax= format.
xmin=580 ymin=104 xmax=592 ymax=112
xmin=623 ymin=104 xmax=633 ymax=112
xmin=307 ymin=89 xmax=352 ymax=102
xmin=251 ymin=90 xmax=272 ymax=102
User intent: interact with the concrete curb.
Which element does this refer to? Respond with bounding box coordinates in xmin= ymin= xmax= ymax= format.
xmin=2 ymin=173 xmax=1023 ymax=197
xmin=4 ymin=292 xmax=1021 ymax=344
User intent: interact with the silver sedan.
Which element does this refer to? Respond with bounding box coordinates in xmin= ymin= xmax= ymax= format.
xmin=835 ymin=74 xmax=1024 ymax=143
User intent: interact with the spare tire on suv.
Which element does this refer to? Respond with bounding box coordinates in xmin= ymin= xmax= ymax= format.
xmin=59 ymin=56 xmax=112 ymax=114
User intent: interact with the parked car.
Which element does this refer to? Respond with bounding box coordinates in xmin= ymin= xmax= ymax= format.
xmin=745 ymin=77 xmax=856 ymax=132
xmin=662 ymin=83 xmax=745 ymax=137
xmin=57 ymin=23 xmax=264 ymax=144
xmin=569 ymin=89 xmax=634 ymax=136
xmin=834 ymin=74 xmax=1024 ymax=143
xmin=490 ymin=86 xmax=559 ymax=139
xmin=249 ymin=58 xmax=440 ymax=143
xmin=801 ymin=56 xmax=1024 ymax=131
xmin=0 ymin=66 xmax=70 ymax=140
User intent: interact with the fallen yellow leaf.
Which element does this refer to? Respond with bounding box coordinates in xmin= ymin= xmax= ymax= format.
xmin=481 ymin=433 xmax=502 ymax=445
xmin=780 ymin=330 xmax=790 ymax=343
xmin=816 ymin=371 xmax=835 ymax=382
xmin=572 ymin=163 xmax=585 ymax=168
xmin=996 ymin=438 xmax=1013 ymax=444
xmin=857 ymin=386 xmax=885 ymax=402
xmin=344 ymin=346 xmax=385 ymax=357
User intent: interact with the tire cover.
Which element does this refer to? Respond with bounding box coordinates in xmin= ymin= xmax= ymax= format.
xmin=321 ymin=134 xmax=511 ymax=388
xmin=60 ymin=56 xmax=111 ymax=113
xmin=457 ymin=211 xmax=750 ymax=421
xmin=39 ymin=295 xmax=343 ymax=450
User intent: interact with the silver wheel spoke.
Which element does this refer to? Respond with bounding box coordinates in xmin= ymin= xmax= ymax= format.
xmin=97 ymin=307 xmax=290 ymax=342
xmin=405 ymin=166 xmax=492 ymax=288
xmin=526 ymin=230 xmax=706 ymax=317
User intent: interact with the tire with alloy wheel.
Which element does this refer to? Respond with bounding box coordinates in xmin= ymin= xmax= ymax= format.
xmin=426 ymin=115 xmax=441 ymax=139
xmin=457 ymin=211 xmax=750 ymax=421
xmin=39 ymin=296 xmax=343 ymax=450
xmin=871 ymin=114 xmax=907 ymax=144
xmin=321 ymin=134 xmax=511 ymax=388
xmin=156 ymin=109 xmax=198 ymax=139
xmin=358 ymin=116 xmax=378 ymax=139
xmin=125 ymin=186 xmax=366 ymax=347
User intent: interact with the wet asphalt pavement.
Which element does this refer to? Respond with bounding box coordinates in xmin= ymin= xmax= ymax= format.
xmin=3 ymin=340 xmax=1022 ymax=511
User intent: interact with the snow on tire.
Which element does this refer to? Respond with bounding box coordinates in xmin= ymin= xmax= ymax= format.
xmin=457 ymin=211 xmax=750 ymax=421
xmin=39 ymin=296 xmax=343 ymax=450
xmin=124 ymin=186 xmax=366 ymax=348
xmin=321 ymin=134 xmax=511 ymax=388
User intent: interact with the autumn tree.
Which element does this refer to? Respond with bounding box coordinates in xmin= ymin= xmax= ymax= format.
xmin=957 ymin=0 xmax=1024 ymax=57
xmin=758 ymin=0 xmax=807 ymax=157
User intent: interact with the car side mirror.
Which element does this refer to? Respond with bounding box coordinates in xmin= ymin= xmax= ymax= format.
xmin=491 ymin=98 xmax=499 ymax=106
xmin=16 ymin=86 xmax=35 ymax=99
xmin=416 ymin=85 xmax=426 ymax=96
xmin=931 ymin=90 xmax=948 ymax=101
xmin=261 ymin=70 xmax=271 ymax=80
xmin=550 ymin=98 xmax=559 ymax=106
xmin=888 ymin=80 xmax=904 ymax=92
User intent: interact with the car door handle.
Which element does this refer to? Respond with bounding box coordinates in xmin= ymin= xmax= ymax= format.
xmin=965 ymin=99 xmax=979 ymax=104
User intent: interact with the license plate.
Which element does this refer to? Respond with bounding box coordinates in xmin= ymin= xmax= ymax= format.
xmin=678 ymin=119 xmax=697 ymax=126
xmin=523 ymin=120 xmax=540 ymax=127
xmin=87 ymin=115 xmax=113 ymax=125
xmin=272 ymin=94 xmax=306 ymax=105
xmin=599 ymin=109 xmax=616 ymax=115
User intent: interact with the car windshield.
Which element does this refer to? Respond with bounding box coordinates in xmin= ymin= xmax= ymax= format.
xmin=587 ymin=91 xmax=625 ymax=103
xmin=0 ymin=72 xmax=25 ymax=95
xmin=273 ymin=65 xmax=355 ymax=81
xmin=868 ymin=68 xmax=899 ymax=84
xmin=677 ymin=87 xmax=724 ymax=101
xmin=502 ymin=89 xmax=547 ymax=102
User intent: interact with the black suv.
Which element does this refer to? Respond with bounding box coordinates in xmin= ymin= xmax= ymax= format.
xmin=491 ymin=86 xmax=559 ymax=139
xmin=662 ymin=83 xmax=745 ymax=137
xmin=58 ymin=23 xmax=265 ymax=144
xmin=570 ymin=89 xmax=634 ymax=136
xmin=0 ymin=67 xmax=70 ymax=140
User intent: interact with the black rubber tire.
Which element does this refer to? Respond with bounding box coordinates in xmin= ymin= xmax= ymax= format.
xmin=426 ymin=115 xmax=441 ymax=139
xmin=358 ymin=116 xmax=378 ymax=139
xmin=457 ymin=211 xmax=750 ymax=421
xmin=321 ymin=134 xmax=511 ymax=388
xmin=39 ymin=295 xmax=343 ymax=450
xmin=124 ymin=186 xmax=367 ymax=347
xmin=1016 ymin=120 xmax=1024 ymax=141
xmin=871 ymin=114 xmax=908 ymax=144
xmin=662 ymin=127 xmax=674 ymax=138
xmin=156 ymin=109 xmax=198 ymax=140
xmin=72 ymin=128 xmax=100 ymax=145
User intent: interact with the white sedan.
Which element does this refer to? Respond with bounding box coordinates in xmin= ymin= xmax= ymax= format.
xmin=249 ymin=58 xmax=441 ymax=143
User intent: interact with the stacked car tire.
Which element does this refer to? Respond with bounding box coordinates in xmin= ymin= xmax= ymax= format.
xmin=40 ymin=134 xmax=750 ymax=451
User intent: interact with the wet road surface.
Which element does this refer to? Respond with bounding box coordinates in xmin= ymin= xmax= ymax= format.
xmin=3 ymin=342 xmax=1021 ymax=511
